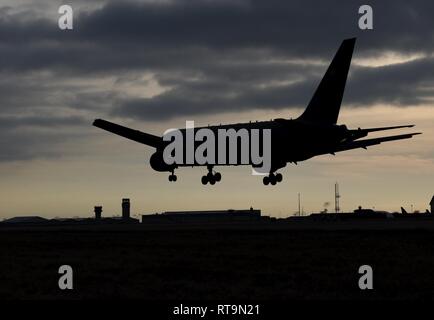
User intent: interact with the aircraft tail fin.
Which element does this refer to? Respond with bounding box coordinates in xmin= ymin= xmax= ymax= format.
xmin=298 ymin=38 xmax=356 ymax=125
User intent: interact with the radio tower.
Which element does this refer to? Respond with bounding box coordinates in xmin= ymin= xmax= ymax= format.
xmin=298 ymin=193 xmax=301 ymax=216
xmin=335 ymin=182 xmax=340 ymax=214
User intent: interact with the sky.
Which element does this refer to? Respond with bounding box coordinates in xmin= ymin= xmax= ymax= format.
xmin=0 ymin=0 xmax=433 ymax=219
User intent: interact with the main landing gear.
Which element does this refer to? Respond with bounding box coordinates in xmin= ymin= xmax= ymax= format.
xmin=168 ymin=169 xmax=177 ymax=182
xmin=263 ymin=172 xmax=283 ymax=186
xmin=201 ymin=165 xmax=221 ymax=185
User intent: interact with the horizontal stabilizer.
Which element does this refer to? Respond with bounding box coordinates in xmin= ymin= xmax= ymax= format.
xmin=332 ymin=132 xmax=421 ymax=153
xmin=351 ymin=125 xmax=415 ymax=134
xmin=93 ymin=119 xmax=162 ymax=148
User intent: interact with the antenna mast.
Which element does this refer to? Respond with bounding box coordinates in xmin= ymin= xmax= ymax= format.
xmin=335 ymin=182 xmax=340 ymax=214
xmin=298 ymin=193 xmax=301 ymax=216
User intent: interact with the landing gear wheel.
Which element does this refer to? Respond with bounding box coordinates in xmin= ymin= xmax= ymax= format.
xmin=263 ymin=172 xmax=282 ymax=185
xmin=214 ymin=172 xmax=221 ymax=182
xmin=263 ymin=176 xmax=270 ymax=185
xmin=209 ymin=177 xmax=216 ymax=185
xmin=201 ymin=175 xmax=208 ymax=185
xmin=168 ymin=173 xmax=177 ymax=182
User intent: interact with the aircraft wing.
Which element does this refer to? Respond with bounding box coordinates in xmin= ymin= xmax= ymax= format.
xmin=93 ymin=119 xmax=162 ymax=148
xmin=332 ymin=132 xmax=421 ymax=153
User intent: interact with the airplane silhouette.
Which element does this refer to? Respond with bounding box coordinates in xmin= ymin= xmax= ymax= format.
xmin=93 ymin=38 xmax=420 ymax=186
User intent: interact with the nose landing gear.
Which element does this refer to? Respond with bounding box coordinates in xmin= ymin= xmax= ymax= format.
xmin=168 ymin=169 xmax=177 ymax=182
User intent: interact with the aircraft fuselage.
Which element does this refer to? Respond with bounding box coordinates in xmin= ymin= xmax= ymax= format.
xmin=150 ymin=118 xmax=349 ymax=173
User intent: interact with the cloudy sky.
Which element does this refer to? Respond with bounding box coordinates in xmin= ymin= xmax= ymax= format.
xmin=0 ymin=0 xmax=433 ymax=219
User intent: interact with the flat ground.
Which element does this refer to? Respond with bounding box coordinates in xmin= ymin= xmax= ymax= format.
xmin=1 ymin=220 xmax=434 ymax=300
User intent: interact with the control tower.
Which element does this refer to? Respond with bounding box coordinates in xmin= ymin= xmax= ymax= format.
xmin=94 ymin=206 xmax=102 ymax=220
xmin=122 ymin=198 xmax=130 ymax=220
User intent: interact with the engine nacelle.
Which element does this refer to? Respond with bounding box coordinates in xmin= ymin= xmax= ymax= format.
xmin=150 ymin=152 xmax=175 ymax=172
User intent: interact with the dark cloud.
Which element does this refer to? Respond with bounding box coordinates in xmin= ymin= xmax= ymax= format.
xmin=0 ymin=130 xmax=87 ymax=162
xmin=347 ymin=58 xmax=434 ymax=106
xmin=1 ymin=0 xmax=434 ymax=160
xmin=1 ymin=0 xmax=434 ymax=72
xmin=0 ymin=115 xmax=87 ymax=129
xmin=112 ymin=54 xmax=434 ymax=120
xmin=112 ymin=73 xmax=317 ymax=120
xmin=0 ymin=114 xmax=89 ymax=161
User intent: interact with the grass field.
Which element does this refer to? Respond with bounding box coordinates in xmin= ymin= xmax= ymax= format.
xmin=1 ymin=221 xmax=434 ymax=300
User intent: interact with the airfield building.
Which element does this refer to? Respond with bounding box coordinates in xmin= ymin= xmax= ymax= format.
xmin=142 ymin=208 xmax=263 ymax=223
xmin=430 ymin=196 xmax=434 ymax=214
xmin=2 ymin=216 xmax=48 ymax=224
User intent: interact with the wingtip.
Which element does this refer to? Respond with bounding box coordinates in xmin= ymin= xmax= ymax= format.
xmin=93 ymin=118 xmax=103 ymax=127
